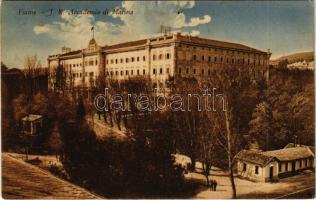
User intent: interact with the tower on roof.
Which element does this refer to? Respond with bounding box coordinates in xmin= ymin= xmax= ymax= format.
xmin=88 ymin=38 xmax=98 ymax=51
xmin=88 ymin=26 xmax=98 ymax=51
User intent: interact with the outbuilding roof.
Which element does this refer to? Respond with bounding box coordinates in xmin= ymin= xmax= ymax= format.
xmin=284 ymin=143 xmax=315 ymax=154
xmin=22 ymin=114 xmax=43 ymax=122
xmin=235 ymin=150 xmax=275 ymax=167
xmin=263 ymin=147 xmax=314 ymax=161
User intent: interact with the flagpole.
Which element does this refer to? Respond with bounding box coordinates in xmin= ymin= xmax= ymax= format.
xmin=91 ymin=26 xmax=95 ymax=39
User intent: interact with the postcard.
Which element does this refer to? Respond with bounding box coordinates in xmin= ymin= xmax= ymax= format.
xmin=1 ymin=0 xmax=315 ymax=199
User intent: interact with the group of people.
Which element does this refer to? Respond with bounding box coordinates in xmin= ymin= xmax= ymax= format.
xmin=209 ymin=179 xmax=218 ymax=191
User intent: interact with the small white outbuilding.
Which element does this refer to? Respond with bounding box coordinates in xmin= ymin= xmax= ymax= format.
xmin=235 ymin=145 xmax=314 ymax=182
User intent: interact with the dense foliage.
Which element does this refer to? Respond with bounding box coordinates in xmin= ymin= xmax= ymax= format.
xmin=249 ymin=68 xmax=314 ymax=150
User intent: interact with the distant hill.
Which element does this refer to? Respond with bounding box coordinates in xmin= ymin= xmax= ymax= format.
xmin=272 ymin=51 xmax=314 ymax=64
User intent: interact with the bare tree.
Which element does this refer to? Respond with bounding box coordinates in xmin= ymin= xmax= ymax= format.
xmin=24 ymin=55 xmax=42 ymax=99
xmin=197 ymin=111 xmax=218 ymax=186
xmin=170 ymin=77 xmax=201 ymax=171
xmin=48 ymin=124 xmax=64 ymax=159
xmin=202 ymin=66 xmax=254 ymax=198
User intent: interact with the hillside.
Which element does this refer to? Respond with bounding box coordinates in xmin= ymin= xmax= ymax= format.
xmin=272 ymin=52 xmax=314 ymax=64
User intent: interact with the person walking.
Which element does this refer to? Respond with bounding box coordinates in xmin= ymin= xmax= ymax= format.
xmin=214 ymin=180 xmax=218 ymax=191
xmin=209 ymin=180 xmax=214 ymax=191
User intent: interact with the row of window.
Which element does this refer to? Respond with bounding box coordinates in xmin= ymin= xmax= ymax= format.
xmin=190 ymin=55 xmax=265 ymax=66
xmin=67 ymin=63 xmax=81 ymax=67
xmin=279 ymin=158 xmax=310 ymax=173
xmin=73 ymin=72 xmax=94 ymax=78
xmin=242 ymin=158 xmax=311 ymax=175
xmin=152 ymin=68 xmax=170 ymax=75
xmin=106 ymin=67 xmax=171 ymax=77
xmin=107 ymin=69 xmax=146 ymax=76
xmin=65 ymin=59 xmax=98 ymax=68
xmin=85 ymin=60 xmax=98 ymax=66
xmin=178 ymin=67 xmax=212 ymax=76
xmin=62 ymin=54 xmax=263 ymax=68
xmin=107 ymin=56 xmax=146 ymax=65
xmin=106 ymin=53 xmax=172 ymax=65
xmin=242 ymin=163 xmax=260 ymax=175
xmin=152 ymin=53 xmax=171 ymax=61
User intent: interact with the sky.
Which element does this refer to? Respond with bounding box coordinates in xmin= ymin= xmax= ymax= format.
xmin=1 ymin=0 xmax=314 ymax=68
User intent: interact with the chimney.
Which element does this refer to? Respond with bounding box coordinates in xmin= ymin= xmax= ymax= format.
xmin=294 ymin=135 xmax=297 ymax=147
xmin=62 ymin=46 xmax=71 ymax=53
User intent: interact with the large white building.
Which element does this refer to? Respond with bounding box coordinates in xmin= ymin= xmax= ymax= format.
xmin=47 ymin=32 xmax=271 ymax=90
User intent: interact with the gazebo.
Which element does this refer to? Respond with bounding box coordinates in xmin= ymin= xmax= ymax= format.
xmin=21 ymin=114 xmax=43 ymax=136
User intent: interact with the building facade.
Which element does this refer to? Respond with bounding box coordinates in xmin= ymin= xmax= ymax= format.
xmin=235 ymin=145 xmax=315 ymax=182
xmin=47 ymin=32 xmax=271 ymax=91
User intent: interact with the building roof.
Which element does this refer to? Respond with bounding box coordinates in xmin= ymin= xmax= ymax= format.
xmin=284 ymin=143 xmax=315 ymax=154
xmin=235 ymin=150 xmax=275 ymax=167
xmin=60 ymin=49 xmax=82 ymax=57
xmin=263 ymin=147 xmax=314 ymax=161
xmin=22 ymin=114 xmax=43 ymax=122
xmin=105 ymin=39 xmax=148 ymax=50
xmin=103 ymin=34 xmax=266 ymax=53
xmin=51 ymin=33 xmax=268 ymax=59
xmin=176 ymin=34 xmax=266 ymax=54
xmin=236 ymin=146 xmax=314 ymax=166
